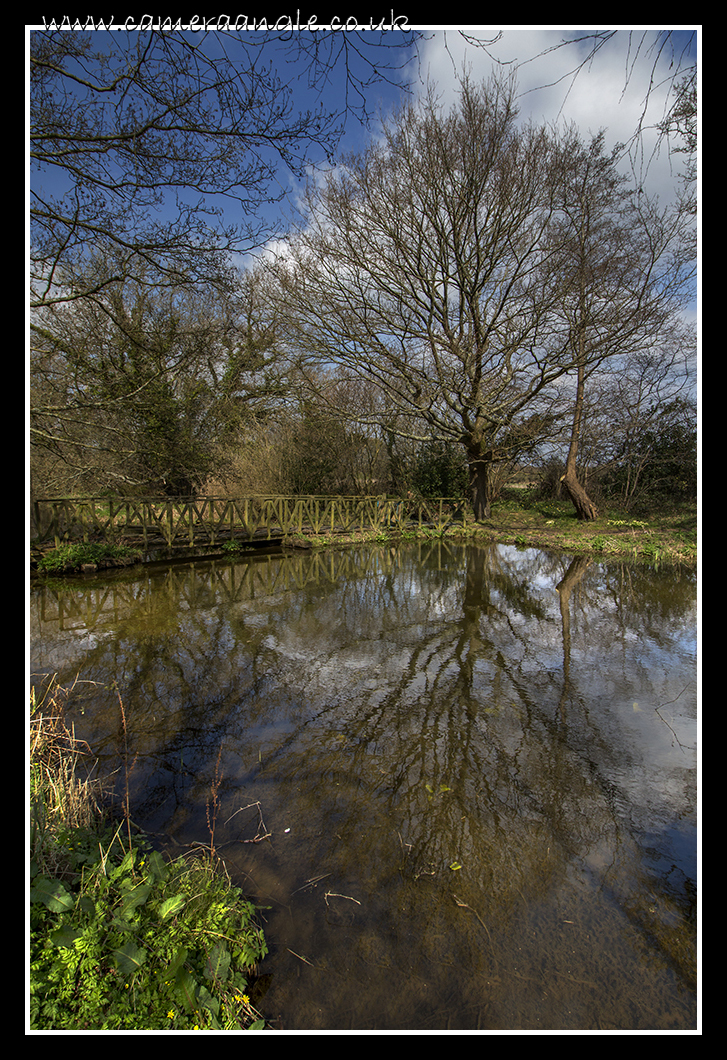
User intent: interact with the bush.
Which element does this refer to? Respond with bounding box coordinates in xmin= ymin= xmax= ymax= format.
xmin=411 ymin=440 xmax=469 ymax=498
xmin=531 ymin=458 xmax=564 ymax=501
xmin=30 ymin=843 xmax=268 ymax=1030
xmin=601 ymin=400 xmax=697 ymax=508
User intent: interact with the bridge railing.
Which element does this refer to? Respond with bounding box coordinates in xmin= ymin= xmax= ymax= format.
xmin=32 ymin=494 xmax=470 ymax=549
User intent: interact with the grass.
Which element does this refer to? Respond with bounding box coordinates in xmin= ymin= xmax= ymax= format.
xmin=282 ymin=490 xmax=697 ymax=565
xmin=29 ymin=678 xmax=268 ymax=1031
xmin=36 ymin=541 xmax=142 ymax=574
xmin=478 ymin=489 xmax=697 ymax=564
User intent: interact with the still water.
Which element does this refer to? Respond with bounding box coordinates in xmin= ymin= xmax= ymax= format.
xmin=29 ymin=541 xmax=698 ymax=1031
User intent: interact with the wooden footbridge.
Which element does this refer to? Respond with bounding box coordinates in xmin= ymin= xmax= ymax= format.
xmin=32 ymin=494 xmax=469 ymax=551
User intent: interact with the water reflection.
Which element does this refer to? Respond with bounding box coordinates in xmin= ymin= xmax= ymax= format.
xmin=29 ymin=542 xmax=698 ymax=1030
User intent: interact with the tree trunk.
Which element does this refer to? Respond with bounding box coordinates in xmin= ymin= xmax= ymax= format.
xmin=560 ymin=466 xmax=598 ymax=521
xmin=555 ymin=554 xmax=593 ymax=700
xmin=561 ymin=320 xmax=599 ymax=521
xmin=468 ymin=452 xmax=493 ymax=522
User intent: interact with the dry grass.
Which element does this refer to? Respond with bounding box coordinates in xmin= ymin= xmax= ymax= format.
xmin=29 ymin=676 xmax=107 ymax=880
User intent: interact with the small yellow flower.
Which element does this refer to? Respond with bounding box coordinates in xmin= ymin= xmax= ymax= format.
xmin=242 ymin=995 xmax=250 ymax=1004
xmin=167 ymin=1010 xmax=175 ymax=1020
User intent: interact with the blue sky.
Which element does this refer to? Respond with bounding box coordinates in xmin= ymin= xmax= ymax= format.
xmin=28 ymin=24 xmax=699 ymax=277
xmin=234 ymin=26 xmax=699 ymax=258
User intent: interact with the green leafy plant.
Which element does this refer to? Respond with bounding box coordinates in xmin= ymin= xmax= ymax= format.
xmin=221 ymin=539 xmax=254 ymax=554
xmin=30 ymin=832 xmax=268 ymax=1030
xmin=640 ymin=540 xmax=662 ymax=565
xmin=30 ymin=681 xmax=267 ymax=1031
xmin=37 ymin=542 xmax=141 ymax=574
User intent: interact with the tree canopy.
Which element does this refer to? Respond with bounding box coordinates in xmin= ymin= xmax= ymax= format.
xmin=29 ymin=31 xmax=697 ymax=513
xmin=29 ymin=28 xmax=420 ymax=307
xmin=271 ymin=75 xmax=694 ymax=519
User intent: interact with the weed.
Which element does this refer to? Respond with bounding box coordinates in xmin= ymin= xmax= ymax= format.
xmin=640 ymin=540 xmax=662 ymax=565
xmin=37 ymin=542 xmax=141 ymax=574
xmin=607 ymin=518 xmax=648 ymax=530
xmin=30 ymin=841 xmax=268 ymax=1029
xmin=221 ymin=539 xmax=254 ymax=554
xmin=29 ymin=679 xmax=268 ymax=1031
xmin=30 ymin=678 xmax=107 ymax=881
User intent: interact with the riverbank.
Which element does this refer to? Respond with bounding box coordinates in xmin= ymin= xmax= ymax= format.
xmin=472 ymin=493 xmax=697 ymax=565
xmin=30 ymin=492 xmax=698 ymax=573
xmin=281 ymin=492 xmax=698 ymax=566
xmin=29 ymin=678 xmax=268 ymax=1031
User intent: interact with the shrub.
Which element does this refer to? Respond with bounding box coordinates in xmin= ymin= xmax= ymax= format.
xmin=30 ymin=843 xmax=268 ymax=1030
xmin=411 ymin=440 xmax=469 ymax=498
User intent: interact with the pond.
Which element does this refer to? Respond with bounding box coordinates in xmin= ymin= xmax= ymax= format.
xmin=29 ymin=540 xmax=698 ymax=1031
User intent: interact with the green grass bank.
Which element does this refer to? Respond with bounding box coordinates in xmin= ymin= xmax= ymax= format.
xmin=277 ymin=490 xmax=698 ymax=566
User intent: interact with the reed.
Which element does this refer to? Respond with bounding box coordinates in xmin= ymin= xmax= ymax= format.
xmin=30 ymin=676 xmax=106 ymax=881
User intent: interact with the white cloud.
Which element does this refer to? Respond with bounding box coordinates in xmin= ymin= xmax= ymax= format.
xmin=414 ymin=27 xmax=698 ymax=202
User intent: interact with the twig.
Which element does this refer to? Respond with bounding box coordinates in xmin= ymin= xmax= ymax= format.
xmin=115 ymin=687 xmax=135 ymax=853
xmin=224 ymin=799 xmax=270 ymax=843
xmin=206 ymin=743 xmax=224 ymax=858
xmin=654 ymin=683 xmax=695 ymax=751
xmin=287 ymin=948 xmax=317 ymax=968
xmin=453 ymin=893 xmax=499 ymax=972
xmin=224 ymin=800 xmax=263 ymax=825
xmin=291 ymin=873 xmax=332 ymax=896
xmin=324 ymin=891 xmax=361 ymax=906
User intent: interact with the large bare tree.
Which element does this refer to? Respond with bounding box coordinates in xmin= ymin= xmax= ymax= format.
xmin=270 ymin=77 xmax=593 ymax=519
xmin=271 ymin=74 xmax=694 ymax=520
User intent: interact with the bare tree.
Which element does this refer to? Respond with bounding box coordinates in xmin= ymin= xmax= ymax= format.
xmin=29 ymin=28 xmax=421 ymax=309
xmin=658 ymin=73 xmax=698 ymax=264
xmin=545 ymin=130 xmax=694 ymax=519
xmin=273 ymin=75 xmax=579 ymax=520
xmin=586 ymin=341 xmax=696 ymax=508
xmin=453 ymin=29 xmax=697 ymax=184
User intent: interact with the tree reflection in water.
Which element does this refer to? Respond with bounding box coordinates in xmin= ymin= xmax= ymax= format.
xmin=30 ymin=541 xmax=697 ymax=1030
